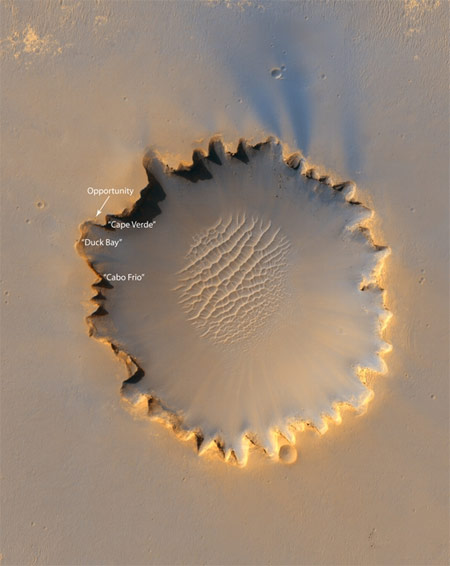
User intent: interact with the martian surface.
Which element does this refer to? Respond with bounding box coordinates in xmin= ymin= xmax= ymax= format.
xmin=1 ymin=1 xmax=448 ymax=565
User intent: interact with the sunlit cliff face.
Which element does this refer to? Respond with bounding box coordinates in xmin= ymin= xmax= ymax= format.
xmin=78 ymin=138 xmax=391 ymax=466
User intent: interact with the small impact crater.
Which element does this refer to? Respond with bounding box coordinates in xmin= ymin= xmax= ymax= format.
xmin=270 ymin=67 xmax=283 ymax=79
xmin=278 ymin=444 xmax=297 ymax=464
